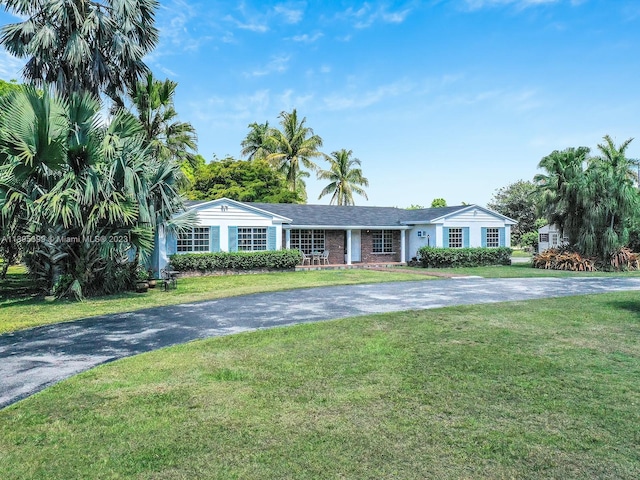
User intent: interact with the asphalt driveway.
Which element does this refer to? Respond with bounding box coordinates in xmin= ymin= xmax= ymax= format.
xmin=2 ymin=276 xmax=640 ymax=409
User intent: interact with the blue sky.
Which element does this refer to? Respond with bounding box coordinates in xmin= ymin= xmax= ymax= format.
xmin=1 ymin=0 xmax=639 ymax=208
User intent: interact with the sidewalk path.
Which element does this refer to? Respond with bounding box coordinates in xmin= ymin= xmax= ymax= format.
xmin=2 ymin=276 xmax=640 ymax=409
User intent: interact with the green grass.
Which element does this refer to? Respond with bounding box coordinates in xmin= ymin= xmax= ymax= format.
xmin=0 ymin=267 xmax=435 ymax=334
xmin=1 ymin=293 xmax=639 ymax=479
xmin=510 ymin=248 xmax=533 ymax=257
xmin=412 ymin=262 xmax=640 ymax=278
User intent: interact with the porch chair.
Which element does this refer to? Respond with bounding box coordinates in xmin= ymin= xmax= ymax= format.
xmin=300 ymin=250 xmax=311 ymax=265
xmin=320 ymin=250 xmax=330 ymax=265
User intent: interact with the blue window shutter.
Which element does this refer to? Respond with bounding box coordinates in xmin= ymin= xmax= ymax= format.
xmin=463 ymin=227 xmax=470 ymax=248
xmin=499 ymin=227 xmax=506 ymax=247
xmin=167 ymin=230 xmax=177 ymax=255
xmin=267 ymin=226 xmax=276 ymax=250
xmin=228 ymin=226 xmax=238 ymax=252
xmin=443 ymin=227 xmax=449 ymax=248
xmin=481 ymin=227 xmax=487 ymax=248
xmin=210 ymin=226 xmax=220 ymax=252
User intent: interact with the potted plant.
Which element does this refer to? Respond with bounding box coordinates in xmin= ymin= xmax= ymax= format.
xmin=135 ymin=267 xmax=149 ymax=293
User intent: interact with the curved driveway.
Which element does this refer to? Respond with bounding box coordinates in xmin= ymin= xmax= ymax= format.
xmin=2 ymin=276 xmax=640 ymax=409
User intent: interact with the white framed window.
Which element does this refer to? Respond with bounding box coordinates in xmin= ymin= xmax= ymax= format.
xmin=551 ymin=233 xmax=558 ymax=246
xmin=485 ymin=228 xmax=500 ymax=248
xmin=290 ymin=229 xmax=325 ymax=254
xmin=373 ymin=230 xmax=393 ymax=253
xmin=177 ymin=227 xmax=209 ymax=253
xmin=448 ymin=228 xmax=463 ymax=248
xmin=237 ymin=227 xmax=267 ymax=251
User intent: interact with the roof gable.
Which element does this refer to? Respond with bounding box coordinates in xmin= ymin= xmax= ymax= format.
xmin=185 ymin=198 xmax=292 ymax=222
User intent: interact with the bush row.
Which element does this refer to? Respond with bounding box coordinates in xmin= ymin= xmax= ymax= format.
xmin=169 ymin=249 xmax=302 ymax=272
xmin=417 ymin=247 xmax=512 ymax=268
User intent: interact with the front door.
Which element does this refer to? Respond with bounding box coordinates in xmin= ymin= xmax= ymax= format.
xmin=350 ymin=230 xmax=361 ymax=262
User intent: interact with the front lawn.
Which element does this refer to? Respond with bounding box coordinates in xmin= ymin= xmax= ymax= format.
xmin=0 ymin=267 xmax=435 ymax=334
xmin=1 ymin=293 xmax=639 ymax=479
xmin=410 ymin=262 xmax=640 ymax=278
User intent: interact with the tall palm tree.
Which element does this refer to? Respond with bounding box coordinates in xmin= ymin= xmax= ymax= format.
xmin=579 ymin=136 xmax=638 ymax=259
xmin=534 ymin=146 xmax=589 ymax=244
xmin=128 ymin=74 xmax=198 ymax=179
xmin=266 ymin=109 xmax=324 ymax=200
xmin=0 ymin=0 xmax=159 ymax=103
xmin=241 ymin=121 xmax=272 ymax=160
xmin=317 ymin=149 xmax=369 ymax=205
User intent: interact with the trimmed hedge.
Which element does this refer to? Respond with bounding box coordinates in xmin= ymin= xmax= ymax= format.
xmin=417 ymin=246 xmax=512 ymax=268
xmin=169 ymin=249 xmax=302 ymax=273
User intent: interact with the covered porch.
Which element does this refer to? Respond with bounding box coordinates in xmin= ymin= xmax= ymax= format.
xmin=284 ymin=227 xmax=409 ymax=266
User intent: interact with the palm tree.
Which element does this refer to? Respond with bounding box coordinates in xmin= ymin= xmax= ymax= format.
xmin=0 ymin=0 xmax=159 ymax=103
xmin=534 ymin=146 xmax=589 ymax=244
xmin=0 ymin=87 xmax=188 ymax=297
xmin=317 ymin=149 xmax=369 ymax=205
xmin=241 ymin=121 xmax=272 ymax=160
xmin=266 ymin=109 xmax=324 ymax=200
xmin=579 ymin=136 xmax=638 ymax=259
xmin=128 ymin=74 xmax=198 ymax=180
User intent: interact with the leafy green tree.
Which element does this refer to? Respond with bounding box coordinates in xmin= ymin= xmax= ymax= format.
xmin=241 ymin=122 xmax=272 ymax=161
xmin=265 ymin=109 xmax=324 ymax=201
xmin=0 ymin=0 xmax=159 ymax=102
xmin=578 ymin=136 xmax=639 ymax=258
xmin=431 ymin=198 xmax=447 ymax=208
xmin=186 ymin=157 xmax=301 ymax=203
xmin=487 ymin=180 xmax=542 ymax=245
xmin=406 ymin=204 xmax=425 ymax=210
xmin=534 ymin=146 xmax=589 ymax=245
xmin=535 ymin=137 xmax=640 ymax=263
xmin=128 ymin=74 xmax=198 ymax=179
xmin=317 ymin=149 xmax=369 ymax=205
xmin=0 ymin=87 xmax=187 ymax=297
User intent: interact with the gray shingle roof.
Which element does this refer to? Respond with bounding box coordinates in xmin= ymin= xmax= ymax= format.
xmin=246 ymin=203 xmax=471 ymax=227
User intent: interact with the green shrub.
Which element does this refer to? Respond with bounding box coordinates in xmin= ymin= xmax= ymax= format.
xmin=417 ymin=246 xmax=512 ymax=268
xmin=169 ymin=249 xmax=302 ymax=272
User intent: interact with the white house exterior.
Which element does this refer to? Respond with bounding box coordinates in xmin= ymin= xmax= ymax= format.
xmin=538 ymin=224 xmax=569 ymax=253
xmin=150 ymin=199 xmax=517 ymax=274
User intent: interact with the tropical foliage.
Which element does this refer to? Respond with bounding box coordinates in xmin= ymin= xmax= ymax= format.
xmin=535 ymin=136 xmax=640 ymax=265
xmin=0 ymin=0 xmax=159 ymax=103
xmin=185 ymin=157 xmax=301 ymax=203
xmin=487 ymin=180 xmax=542 ymax=245
xmin=317 ymin=149 xmax=369 ymax=205
xmin=0 ymin=87 xmax=187 ymax=297
xmin=128 ymin=74 xmax=198 ymax=179
xmin=264 ymin=109 xmax=324 ymax=201
xmin=240 ymin=122 xmax=271 ymax=161
xmin=430 ymin=198 xmax=447 ymax=208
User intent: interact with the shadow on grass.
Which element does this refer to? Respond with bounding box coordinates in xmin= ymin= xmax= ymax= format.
xmin=606 ymin=300 xmax=640 ymax=319
xmin=0 ymin=272 xmax=42 ymax=300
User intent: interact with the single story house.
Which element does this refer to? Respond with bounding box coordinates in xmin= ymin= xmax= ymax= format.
xmin=538 ymin=224 xmax=569 ymax=253
xmin=150 ymin=198 xmax=517 ymax=273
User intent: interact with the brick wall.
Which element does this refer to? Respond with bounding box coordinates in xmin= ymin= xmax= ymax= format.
xmin=359 ymin=230 xmax=401 ymax=263
xmin=283 ymin=229 xmax=402 ymax=264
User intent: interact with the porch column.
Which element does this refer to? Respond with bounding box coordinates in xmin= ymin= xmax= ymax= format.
xmin=285 ymin=229 xmax=291 ymax=249
xmin=346 ymin=229 xmax=352 ymax=265
xmin=400 ymin=229 xmax=406 ymax=263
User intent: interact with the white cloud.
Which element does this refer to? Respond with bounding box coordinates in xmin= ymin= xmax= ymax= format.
xmin=274 ymin=5 xmax=304 ymax=24
xmin=290 ymin=32 xmax=324 ymax=43
xmin=322 ymin=79 xmax=415 ymax=110
xmin=337 ymin=4 xmax=413 ymax=29
xmin=0 ymin=49 xmax=25 ymax=80
xmin=246 ymin=55 xmax=291 ymax=77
